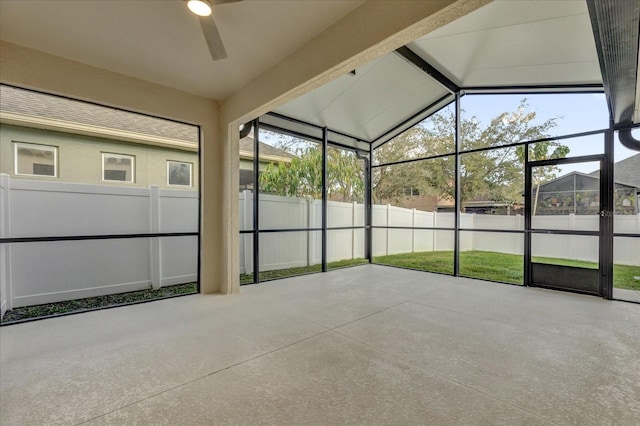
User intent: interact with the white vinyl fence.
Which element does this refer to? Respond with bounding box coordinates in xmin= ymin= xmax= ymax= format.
xmin=239 ymin=191 xmax=365 ymax=274
xmin=2 ymin=179 xmax=639 ymax=316
xmin=239 ymin=191 xmax=640 ymax=273
xmin=237 ymin=191 xmax=639 ymax=276
xmin=0 ymin=174 xmax=197 ymax=314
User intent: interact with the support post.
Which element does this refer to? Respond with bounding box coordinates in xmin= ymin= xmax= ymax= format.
xmin=322 ymin=127 xmax=328 ymax=272
xmin=365 ymin=153 xmax=372 ymax=263
xmin=454 ymin=92 xmax=461 ymax=276
xmin=524 ymin=144 xmax=531 ymax=287
xmin=600 ymin=123 xmax=614 ymax=299
xmin=253 ymin=118 xmax=260 ymax=283
xmin=242 ymin=190 xmax=252 ymax=274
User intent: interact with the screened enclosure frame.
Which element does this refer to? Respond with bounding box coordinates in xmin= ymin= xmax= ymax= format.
xmin=241 ymin=115 xmax=372 ymax=284
xmin=246 ymin=76 xmax=640 ymax=303
xmin=0 ymin=85 xmax=202 ymax=322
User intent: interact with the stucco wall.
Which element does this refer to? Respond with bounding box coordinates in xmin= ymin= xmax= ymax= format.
xmin=1 ymin=124 xmax=199 ymax=189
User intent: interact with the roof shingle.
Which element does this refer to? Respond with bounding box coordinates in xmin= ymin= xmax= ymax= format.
xmin=0 ymin=85 xmax=198 ymax=143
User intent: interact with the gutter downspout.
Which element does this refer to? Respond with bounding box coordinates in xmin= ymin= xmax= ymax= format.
xmin=618 ymin=128 xmax=640 ymax=151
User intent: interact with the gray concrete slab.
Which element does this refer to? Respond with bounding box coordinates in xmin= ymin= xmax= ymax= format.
xmin=86 ymin=332 xmax=550 ymax=426
xmin=1 ymin=264 xmax=639 ymax=425
xmin=613 ymin=288 xmax=640 ymax=303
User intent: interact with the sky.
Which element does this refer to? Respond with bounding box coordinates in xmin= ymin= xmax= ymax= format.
xmin=461 ymin=93 xmax=638 ymax=175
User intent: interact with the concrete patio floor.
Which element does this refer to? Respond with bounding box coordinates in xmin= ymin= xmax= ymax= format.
xmin=613 ymin=287 xmax=640 ymax=303
xmin=1 ymin=264 xmax=639 ymax=425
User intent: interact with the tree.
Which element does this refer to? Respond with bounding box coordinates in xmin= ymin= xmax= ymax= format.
xmin=258 ymin=138 xmax=364 ymax=202
xmin=374 ymin=99 xmax=569 ymax=211
xmin=259 ymin=100 xmax=569 ymax=210
xmin=515 ymin=142 xmax=570 ymax=215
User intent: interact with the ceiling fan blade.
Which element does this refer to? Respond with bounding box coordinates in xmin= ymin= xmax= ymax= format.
xmin=199 ymin=15 xmax=227 ymax=60
xmin=210 ymin=0 xmax=242 ymax=4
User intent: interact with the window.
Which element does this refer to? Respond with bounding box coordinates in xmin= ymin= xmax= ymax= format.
xmin=14 ymin=142 xmax=58 ymax=177
xmin=102 ymin=153 xmax=134 ymax=182
xmin=404 ymin=187 xmax=420 ymax=197
xmin=167 ymin=161 xmax=192 ymax=186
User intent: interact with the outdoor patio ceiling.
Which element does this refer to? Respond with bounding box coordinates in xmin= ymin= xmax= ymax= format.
xmin=268 ymin=0 xmax=621 ymax=150
xmin=262 ymin=52 xmax=452 ymax=150
xmin=409 ymin=0 xmax=601 ymax=89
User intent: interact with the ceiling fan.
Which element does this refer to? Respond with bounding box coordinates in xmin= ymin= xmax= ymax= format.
xmin=185 ymin=0 xmax=242 ymax=60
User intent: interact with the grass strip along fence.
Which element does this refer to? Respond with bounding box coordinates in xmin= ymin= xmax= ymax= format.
xmin=5 ymin=251 xmax=637 ymax=323
xmin=240 ymin=258 xmax=370 ymax=284
xmin=373 ymin=250 xmax=640 ymax=289
xmin=2 ymin=283 xmax=197 ymax=323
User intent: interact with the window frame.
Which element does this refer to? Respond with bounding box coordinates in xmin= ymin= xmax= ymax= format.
xmin=101 ymin=152 xmax=135 ymax=183
xmin=13 ymin=141 xmax=58 ymax=178
xmin=166 ymin=160 xmax=193 ymax=187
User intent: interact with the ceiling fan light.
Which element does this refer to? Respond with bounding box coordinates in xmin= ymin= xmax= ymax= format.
xmin=187 ymin=0 xmax=212 ymax=17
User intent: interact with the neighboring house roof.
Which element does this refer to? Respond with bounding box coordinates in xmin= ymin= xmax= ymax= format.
xmin=540 ymin=170 xmax=640 ymax=190
xmin=612 ymin=153 xmax=640 ymax=188
xmin=587 ymin=153 xmax=640 ymax=188
xmin=239 ymin=137 xmax=296 ymax=164
xmin=0 ymin=85 xmax=198 ymax=150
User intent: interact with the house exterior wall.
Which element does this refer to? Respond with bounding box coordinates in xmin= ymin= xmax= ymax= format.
xmin=0 ymin=41 xmax=225 ymax=294
xmin=1 ymin=124 xmax=199 ymax=189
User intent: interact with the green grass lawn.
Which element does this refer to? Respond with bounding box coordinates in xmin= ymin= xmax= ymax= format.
xmin=374 ymin=250 xmax=640 ymax=290
xmin=374 ymin=251 xmax=455 ymax=276
xmin=240 ymin=258 xmax=369 ymax=284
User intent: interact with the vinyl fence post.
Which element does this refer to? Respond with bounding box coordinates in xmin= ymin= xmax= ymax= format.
xmin=352 ymin=201 xmax=357 ymax=260
xmin=149 ymin=185 xmax=161 ymax=289
xmin=412 ymin=208 xmax=416 ymax=253
xmin=307 ymin=198 xmax=314 ymax=267
xmin=433 ymin=210 xmax=437 ymax=252
xmin=386 ymin=204 xmax=391 ymax=256
xmin=0 ymin=174 xmax=12 ymax=313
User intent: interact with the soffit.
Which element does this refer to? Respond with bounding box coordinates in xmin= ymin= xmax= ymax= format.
xmin=0 ymin=0 xmax=364 ymax=100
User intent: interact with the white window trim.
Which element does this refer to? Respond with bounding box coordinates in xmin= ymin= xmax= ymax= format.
xmin=167 ymin=160 xmax=193 ymax=187
xmin=102 ymin=152 xmax=135 ymax=183
xmin=14 ymin=142 xmax=58 ymax=177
